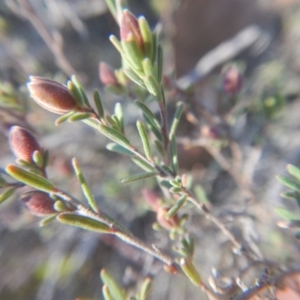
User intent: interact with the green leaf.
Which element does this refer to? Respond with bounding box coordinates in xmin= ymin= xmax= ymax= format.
xmin=6 ymin=164 xmax=56 ymax=193
xmin=123 ymin=68 xmax=145 ymax=88
xmin=71 ymin=75 xmax=90 ymax=107
xmin=72 ymin=158 xmax=98 ymax=213
xmin=143 ymin=75 xmax=160 ymax=98
xmin=138 ymin=16 xmax=153 ymax=60
xmin=100 ymin=269 xmax=126 ymax=300
xmin=166 ymin=195 xmax=187 ymax=219
xmin=169 ymin=102 xmax=184 ymax=140
xmin=277 ymin=175 xmax=300 ymax=192
xmin=55 ymin=111 xmax=76 ymax=126
xmin=131 ymin=157 xmax=154 ymax=172
xmin=93 ymin=89 xmax=105 ymax=119
xmin=287 ymin=164 xmax=300 ymax=182
xmin=98 ymin=125 xmax=131 ymax=149
xmin=103 ymin=285 xmax=113 ymax=300
xmin=0 ymin=187 xmax=16 ymax=204
xmin=120 ymin=171 xmax=158 ymax=184
xmin=280 ymin=191 xmax=298 ymax=200
xmin=114 ymin=103 xmax=124 ymax=132
xmin=274 ymin=207 xmax=299 ymax=221
xmin=170 ymin=136 xmax=178 ymax=175
xmin=121 ymin=40 xmax=144 ymax=74
xmin=155 ymin=44 xmax=163 ymax=84
xmin=110 ymin=35 xmax=123 ymax=54
xmin=106 ymin=143 xmax=134 ymax=156
xmin=57 ymin=213 xmax=111 ymax=233
xmin=151 ymin=30 xmax=158 ymax=63
xmin=67 ymin=80 xmax=84 ymax=106
xmin=179 ymin=258 xmax=202 ymax=286
xmin=137 ymin=120 xmax=152 ymax=159
xmin=139 ymin=277 xmax=152 ymax=300
xmin=32 ymin=150 xmax=44 ymax=168
xmin=135 ymin=100 xmax=160 ymax=130
xmin=68 ymin=112 xmax=93 ymax=122
xmin=193 ymin=185 xmax=210 ymax=204
xmin=39 ymin=214 xmax=57 ymax=227
xmin=142 ymin=58 xmax=154 ymax=77
xmin=169 ymin=187 xmax=182 ymax=194
xmin=143 ymin=114 xmax=162 ymax=142
xmin=154 ymin=140 xmax=165 ymax=156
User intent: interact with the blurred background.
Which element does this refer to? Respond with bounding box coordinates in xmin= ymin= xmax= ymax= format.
xmin=1 ymin=0 xmax=300 ymax=299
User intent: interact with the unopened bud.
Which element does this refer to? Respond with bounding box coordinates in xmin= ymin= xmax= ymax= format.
xmin=21 ymin=191 xmax=56 ymax=216
xmin=121 ymin=10 xmax=144 ymax=53
xmin=9 ymin=126 xmax=40 ymax=162
xmin=157 ymin=206 xmax=179 ymax=230
xmin=201 ymin=125 xmax=225 ymax=140
xmin=27 ymin=76 xmax=78 ymax=114
xmin=99 ymin=62 xmax=120 ymax=87
xmin=222 ymin=66 xmax=243 ymax=95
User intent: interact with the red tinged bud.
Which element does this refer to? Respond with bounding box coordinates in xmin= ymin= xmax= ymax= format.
xmin=27 ymin=76 xmax=78 ymax=114
xmin=21 ymin=191 xmax=56 ymax=216
xmin=222 ymin=66 xmax=243 ymax=95
xmin=157 ymin=206 xmax=179 ymax=230
xmin=9 ymin=126 xmax=40 ymax=162
xmin=99 ymin=62 xmax=120 ymax=87
xmin=121 ymin=10 xmax=144 ymax=53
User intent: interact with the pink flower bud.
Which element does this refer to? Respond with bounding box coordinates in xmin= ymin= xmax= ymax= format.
xmin=222 ymin=66 xmax=243 ymax=95
xmin=9 ymin=126 xmax=40 ymax=162
xmin=157 ymin=206 xmax=179 ymax=230
xmin=21 ymin=191 xmax=56 ymax=216
xmin=99 ymin=62 xmax=120 ymax=87
xmin=201 ymin=125 xmax=224 ymax=140
xmin=121 ymin=10 xmax=144 ymax=53
xmin=27 ymin=76 xmax=78 ymax=114
xmin=142 ymin=189 xmax=160 ymax=212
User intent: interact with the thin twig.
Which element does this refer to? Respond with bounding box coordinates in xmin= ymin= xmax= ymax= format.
xmin=55 ymin=190 xmax=174 ymax=266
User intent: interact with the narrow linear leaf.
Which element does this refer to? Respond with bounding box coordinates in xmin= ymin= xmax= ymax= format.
xmin=154 ymin=140 xmax=165 ymax=156
xmin=193 ymin=185 xmax=210 ymax=204
xmin=287 ymin=164 xmax=300 ymax=182
xmin=120 ymin=171 xmax=158 ymax=184
xmin=151 ymin=31 xmax=158 ymax=63
xmin=137 ymin=120 xmax=152 ymax=159
xmin=143 ymin=75 xmax=160 ymax=98
xmin=103 ymin=285 xmax=113 ymax=300
xmin=139 ymin=277 xmax=152 ymax=300
xmin=169 ymin=187 xmax=182 ymax=194
xmin=93 ymin=89 xmax=105 ymax=119
xmin=135 ymin=100 xmax=160 ymax=130
xmin=57 ymin=213 xmax=111 ymax=233
xmin=143 ymin=114 xmax=162 ymax=142
xmin=115 ymin=103 xmax=124 ymax=132
xmin=142 ymin=58 xmax=154 ymax=77
xmin=71 ymin=75 xmax=90 ymax=107
xmin=72 ymin=158 xmax=98 ymax=213
xmin=55 ymin=111 xmax=76 ymax=126
xmin=123 ymin=68 xmax=145 ymax=88
xmin=68 ymin=112 xmax=93 ymax=122
xmin=39 ymin=214 xmax=57 ymax=227
xmin=6 ymin=164 xmax=56 ymax=193
xmin=98 ymin=125 xmax=131 ymax=149
xmin=179 ymin=258 xmax=202 ymax=286
xmin=277 ymin=175 xmax=300 ymax=192
xmin=156 ymin=44 xmax=163 ymax=84
xmin=110 ymin=35 xmax=123 ymax=54
xmin=274 ymin=207 xmax=299 ymax=221
xmin=169 ymin=102 xmax=184 ymax=140
xmin=280 ymin=191 xmax=297 ymax=200
xmin=138 ymin=16 xmax=153 ymax=59
xmin=166 ymin=195 xmax=187 ymax=219
xmin=101 ymin=269 xmax=126 ymax=300
xmin=67 ymin=80 xmax=84 ymax=106
xmin=170 ymin=136 xmax=178 ymax=175
xmin=121 ymin=40 xmax=144 ymax=74
xmin=131 ymin=157 xmax=154 ymax=172
xmin=0 ymin=187 xmax=16 ymax=204
xmin=106 ymin=143 xmax=134 ymax=156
